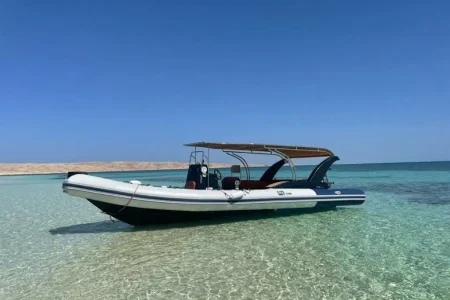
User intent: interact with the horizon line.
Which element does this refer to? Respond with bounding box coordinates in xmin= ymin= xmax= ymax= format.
xmin=1 ymin=159 xmax=449 ymax=165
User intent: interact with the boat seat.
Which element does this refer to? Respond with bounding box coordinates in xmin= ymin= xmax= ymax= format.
xmin=265 ymin=181 xmax=288 ymax=188
xmin=222 ymin=178 xmax=291 ymax=190
xmin=221 ymin=177 xmax=240 ymax=189
xmin=239 ymin=180 xmax=272 ymax=190
xmin=185 ymin=181 xmax=196 ymax=189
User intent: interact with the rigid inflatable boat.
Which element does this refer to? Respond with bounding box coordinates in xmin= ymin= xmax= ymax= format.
xmin=62 ymin=142 xmax=366 ymax=225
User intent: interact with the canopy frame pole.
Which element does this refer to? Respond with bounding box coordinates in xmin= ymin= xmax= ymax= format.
xmin=220 ymin=150 xmax=274 ymax=156
xmin=189 ymin=150 xmax=209 ymax=165
xmin=207 ymin=147 xmax=210 ymax=188
xmin=267 ymin=148 xmax=297 ymax=181
xmin=188 ymin=148 xmax=197 ymax=165
xmin=223 ymin=151 xmax=250 ymax=180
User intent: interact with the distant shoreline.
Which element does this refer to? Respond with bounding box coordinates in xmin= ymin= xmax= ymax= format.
xmin=0 ymin=160 xmax=448 ymax=176
xmin=0 ymin=161 xmax=262 ymax=176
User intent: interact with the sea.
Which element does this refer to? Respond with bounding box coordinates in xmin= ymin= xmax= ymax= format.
xmin=1 ymin=162 xmax=449 ymax=300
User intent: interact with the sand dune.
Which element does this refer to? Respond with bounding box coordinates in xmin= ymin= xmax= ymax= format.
xmin=0 ymin=161 xmax=256 ymax=176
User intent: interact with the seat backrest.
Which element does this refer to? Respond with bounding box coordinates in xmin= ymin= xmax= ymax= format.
xmin=185 ymin=163 xmax=207 ymax=189
xmin=239 ymin=180 xmax=270 ymax=190
xmin=185 ymin=181 xmax=196 ymax=189
xmin=186 ymin=164 xmax=202 ymax=182
xmin=260 ymin=159 xmax=287 ymax=181
xmin=307 ymin=156 xmax=339 ymax=183
xmin=231 ymin=165 xmax=241 ymax=176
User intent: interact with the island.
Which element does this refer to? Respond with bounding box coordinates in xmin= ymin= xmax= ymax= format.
xmin=0 ymin=161 xmax=260 ymax=176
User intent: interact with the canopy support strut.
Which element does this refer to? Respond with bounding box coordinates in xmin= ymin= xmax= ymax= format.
xmin=269 ymin=148 xmax=297 ymax=181
xmin=224 ymin=151 xmax=250 ymax=180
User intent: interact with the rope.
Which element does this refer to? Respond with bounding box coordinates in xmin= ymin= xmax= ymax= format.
xmin=220 ymin=190 xmax=232 ymax=200
xmin=116 ymin=183 xmax=140 ymax=214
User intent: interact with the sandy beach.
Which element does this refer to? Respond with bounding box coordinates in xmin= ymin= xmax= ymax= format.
xmin=0 ymin=161 xmax=249 ymax=176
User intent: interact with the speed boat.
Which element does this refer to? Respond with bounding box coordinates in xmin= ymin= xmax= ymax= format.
xmin=62 ymin=142 xmax=366 ymax=225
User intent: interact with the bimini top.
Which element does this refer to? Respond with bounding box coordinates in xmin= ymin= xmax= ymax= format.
xmin=184 ymin=142 xmax=334 ymax=159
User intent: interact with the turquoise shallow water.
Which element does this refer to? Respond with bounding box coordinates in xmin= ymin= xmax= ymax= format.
xmin=1 ymin=162 xmax=450 ymax=299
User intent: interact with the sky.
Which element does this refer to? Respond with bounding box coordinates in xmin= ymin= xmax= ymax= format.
xmin=1 ymin=0 xmax=449 ymax=164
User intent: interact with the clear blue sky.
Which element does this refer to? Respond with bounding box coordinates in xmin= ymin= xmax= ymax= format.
xmin=1 ymin=1 xmax=449 ymax=163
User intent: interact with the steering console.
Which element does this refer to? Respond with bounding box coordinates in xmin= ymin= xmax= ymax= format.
xmin=214 ymin=169 xmax=222 ymax=180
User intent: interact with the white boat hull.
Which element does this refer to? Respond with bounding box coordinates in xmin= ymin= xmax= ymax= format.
xmin=62 ymin=174 xmax=365 ymax=225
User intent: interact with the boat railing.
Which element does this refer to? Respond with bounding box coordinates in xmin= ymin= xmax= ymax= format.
xmin=223 ymin=151 xmax=250 ymax=180
xmin=189 ymin=150 xmax=208 ymax=165
xmin=269 ymin=148 xmax=297 ymax=181
xmin=222 ymin=148 xmax=297 ymax=181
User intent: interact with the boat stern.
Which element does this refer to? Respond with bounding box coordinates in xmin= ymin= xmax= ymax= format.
xmin=313 ymin=188 xmax=366 ymax=208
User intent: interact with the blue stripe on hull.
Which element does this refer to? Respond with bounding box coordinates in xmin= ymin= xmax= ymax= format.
xmin=313 ymin=188 xmax=365 ymax=196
